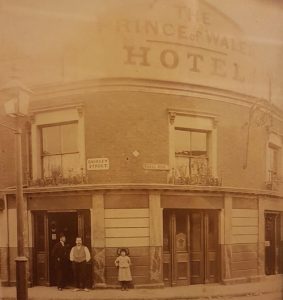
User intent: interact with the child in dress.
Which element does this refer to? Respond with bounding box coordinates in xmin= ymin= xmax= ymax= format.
xmin=114 ymin=248 xmax=132 ymax=291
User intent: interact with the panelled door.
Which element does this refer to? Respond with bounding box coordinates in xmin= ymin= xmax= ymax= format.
xmin=190 ymin=210 xmax=218 ymax=284
xmin=163 ymin=209 xmax=219 ymax=286
xmin=34 ymin=212 xmax=49 ymax=285
xmin=265 ymin=212 xmax=280 ymax=275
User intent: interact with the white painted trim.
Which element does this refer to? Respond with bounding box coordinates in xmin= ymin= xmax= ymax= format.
xmin=30 ymin=104 xmax=83 ymax=114
xmin=168 ymin=108 xmax=218 ymax=119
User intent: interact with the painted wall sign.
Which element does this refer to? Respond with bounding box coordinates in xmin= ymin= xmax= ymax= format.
xmin=143 ymin=163 xmax=169 ymax=170
xmin=87 ymin=158 xmax=109 ymax=170
xmin=0 ymin=0 xmax=272 ymax=102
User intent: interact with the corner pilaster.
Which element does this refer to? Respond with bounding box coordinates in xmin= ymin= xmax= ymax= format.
xmin=91 ymin=192 xmax=106 ymax=288
xmin=222 ymin=193 xmax=232 ymax=283
xmin=149 ymin=192 xmax=163 ymax=286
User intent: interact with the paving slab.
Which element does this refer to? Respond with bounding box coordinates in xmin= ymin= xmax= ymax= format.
xmin=0 ymin=276 xmax=282 ymax=300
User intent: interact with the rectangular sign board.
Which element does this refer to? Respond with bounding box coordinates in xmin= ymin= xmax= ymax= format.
xmin=143 ymin=163 xmax=169 ymax=170
xmin=87 ymin=158 xmax=109 ymax=170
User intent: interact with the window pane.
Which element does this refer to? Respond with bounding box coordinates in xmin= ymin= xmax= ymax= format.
xmin=42 ymin=126 xmax=61 ymax=154
xmin=43 ymin=155 xmax=62 ymax=177
xmin=61 ymin=123 xmax=78 ymax=153
xmin=271 ymin=148 xmax=278 ymax=173
xmin=175 ymin=130 xmax=190 ymax=154
xmin=191 ymin=132 xmax=207 ymax=156
xmin=175 ymin=156 xmax=190 ymax=177
xmin=191 ymin=157 xmax=208 ymax=176
xmin=62 ymin=153 xmax=80 ymax=177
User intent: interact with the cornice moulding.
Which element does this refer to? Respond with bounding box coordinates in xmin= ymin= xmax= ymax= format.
xmin=29 ymin=78 xmax=283 ymax=119
xmin=1 ymin=183 xmax=283 ymax=199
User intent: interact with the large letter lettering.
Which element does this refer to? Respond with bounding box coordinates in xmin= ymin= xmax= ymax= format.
xmin=211 ymin=57 xmax=226 ymax=77
xmin=187 ymin=53 xmax=203 ymax=72
xmin=160 ymin=49 xmax=179 ymax=69
xmin=123 ymin=46 xmax=150 ymax=66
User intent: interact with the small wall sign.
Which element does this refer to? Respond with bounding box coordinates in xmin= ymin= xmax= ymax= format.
xmin=87 ymin=158 xmax=109 ymax=170
xmin=143 ymin=163 xmax=169 ymax=170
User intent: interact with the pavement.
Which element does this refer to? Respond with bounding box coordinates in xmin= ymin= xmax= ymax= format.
xmin=0 ymin=275 xmax=283 ymax=300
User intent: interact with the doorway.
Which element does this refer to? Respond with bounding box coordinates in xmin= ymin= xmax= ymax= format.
xmin=33 ymin=210 xmax=91 ymax=286
xmin=265 ymin=212 xmax=280 ymax=275
xmin=48 ymin=212 xmax=78 ymax=286
xmin=163 ymin=209 xmax=219 ymax=286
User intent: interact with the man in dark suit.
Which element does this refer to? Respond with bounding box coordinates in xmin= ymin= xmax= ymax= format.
xmin=52 ymin=233 xmax=68 ymax=290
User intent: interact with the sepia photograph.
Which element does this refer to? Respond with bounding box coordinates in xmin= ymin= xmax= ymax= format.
xmin=0 ymin=1 xmax=282 ymax=299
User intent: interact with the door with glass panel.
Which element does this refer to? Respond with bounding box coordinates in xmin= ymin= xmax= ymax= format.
xmin=163 ymin=210 xmax=190 ymax=285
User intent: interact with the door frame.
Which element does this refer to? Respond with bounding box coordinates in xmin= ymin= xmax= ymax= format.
xmin=32 ymin=209 xmax=91 ymax=286
xmin=265 ymin=211 xmax=281 ymax=275
xmin=162 ymin=209 xmax=219 ymax=286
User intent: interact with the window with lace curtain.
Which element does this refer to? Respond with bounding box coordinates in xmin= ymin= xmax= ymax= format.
xmin=168 ymin=111 xmax=218 ymax=185
xmin=174 ymin=128 xmax=209 ymax=179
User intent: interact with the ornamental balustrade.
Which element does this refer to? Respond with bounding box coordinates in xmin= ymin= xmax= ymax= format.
xmin=28 ymin=167 xmax=88 ymax=187
xmin=169 ymin=155 xmax=222 ymax=186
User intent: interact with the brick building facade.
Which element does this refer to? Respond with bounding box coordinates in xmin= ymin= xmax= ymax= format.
xmin=0 ymin=0 xmax=282 ymax=290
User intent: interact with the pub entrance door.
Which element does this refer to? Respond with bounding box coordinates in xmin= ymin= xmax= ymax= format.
xmin=33 ymin=210 xmax=91 ymax=286
xmin=265 ymin=212 xmax=280 ymax=275
xmin=163 ymin=209 xmax=219 ymax=286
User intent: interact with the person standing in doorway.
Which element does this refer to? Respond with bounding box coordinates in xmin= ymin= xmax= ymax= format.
xmin=70 ymin=237 xmax=91 ymax=291
xmin=115 ymin=248 xmax=132 ymax=291
xmin=52 ymin=233 xmax=68 ymax=291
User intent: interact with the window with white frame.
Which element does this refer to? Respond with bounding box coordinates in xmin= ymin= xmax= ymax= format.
xmin=31 ymin=106 xmax=85 ymax=180
xmin=266 ymin=132 xmax=282 ymax=185
xmin=169 ymin=111 xmax=218 ymax=185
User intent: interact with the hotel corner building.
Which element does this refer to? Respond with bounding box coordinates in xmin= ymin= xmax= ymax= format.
xmin=0 ymin=0 xmax=283 ymax=291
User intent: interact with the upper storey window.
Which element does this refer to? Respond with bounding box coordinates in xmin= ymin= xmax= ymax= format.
xmin=31 ymin=105 xmax=86 ymax=184
xmin=175 ymin=129 xmax=208 ymax=179
xmin=41 ymin=122 xmax=79 ymax=178
xmin=168 ymin=110 xmax=220 ymax=186
xmin=266 ymin=132 xmax=282 ymax=190
xmin=267 ymin=145 xmax=279 ymax=181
